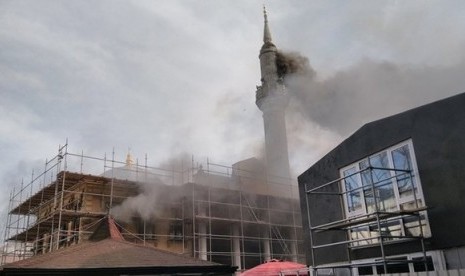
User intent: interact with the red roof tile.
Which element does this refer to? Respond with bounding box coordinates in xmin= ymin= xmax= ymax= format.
xmin=3 ymin=238 xmax=220 ymax=269
xmin=108 ymin=217 xmax=124 ymax=241
xmin=241 ymin=259 xmax=306 ymax=276
xmin=3 ymin=216 xmax=222 ymax=271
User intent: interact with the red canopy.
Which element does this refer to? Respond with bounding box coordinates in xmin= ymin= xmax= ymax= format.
xmin=241 ymin=259 xmax=307 ymax=276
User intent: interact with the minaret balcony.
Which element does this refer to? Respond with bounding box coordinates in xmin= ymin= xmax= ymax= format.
xmin=256 ymin=91 xmax=289 ymax=112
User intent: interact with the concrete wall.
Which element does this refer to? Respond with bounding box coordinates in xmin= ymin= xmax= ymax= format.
xmin=309 ymin=269 xmax=465 ymax=276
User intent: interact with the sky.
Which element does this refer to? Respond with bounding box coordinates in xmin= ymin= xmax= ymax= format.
xmin=1 ymin=0 xmax=465 ymax=234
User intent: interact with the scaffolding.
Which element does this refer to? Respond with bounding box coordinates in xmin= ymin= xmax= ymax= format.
xmin=304 ymin=165 xmax=430 ymax=275
xmin=1 ymin=142 xmax=304 ymax=271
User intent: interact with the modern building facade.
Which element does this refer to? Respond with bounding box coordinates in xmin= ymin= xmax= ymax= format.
xmin=298 ymin=92 xmax=465 ymax=275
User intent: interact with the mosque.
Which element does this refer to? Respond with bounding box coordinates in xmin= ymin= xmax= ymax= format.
xmin=1 ymin=9 xmax=304 ymax=273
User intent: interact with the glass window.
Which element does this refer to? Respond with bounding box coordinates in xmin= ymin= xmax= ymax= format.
xmin=354 ymin=254 xmax=436 ymax=275
xmin=343 ymin=167 xmax=363 ymax=213
xmin=369 ymin=152 xmax=396 ymax=212
xmin=359 ymin=160 xmax=375 ymax=213
xmin=413 ymin=256 xmax=434 ymax=272
xmin=357 ymin=266 xmax=373 ymax=275
xmin=392 ymin=145 xmax=415 ymax=198
xmin=359 ymin=152 xmax=396 ymax=213
xmin=169 ymin=222 xmax=183 ymax=240
xmin=376 ymin=257 xmax=409 ymax=274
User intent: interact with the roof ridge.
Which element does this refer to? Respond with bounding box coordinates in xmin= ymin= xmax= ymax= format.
xmin=108 ymin=216 xmax=125 ymax=241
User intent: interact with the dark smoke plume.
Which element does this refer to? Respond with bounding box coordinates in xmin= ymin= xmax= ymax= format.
xmin=276 ymin=51 xmax=316 ymax=80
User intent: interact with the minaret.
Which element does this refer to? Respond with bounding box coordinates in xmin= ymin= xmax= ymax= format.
xmin=256 ymin=7 xmax=291 ymax=183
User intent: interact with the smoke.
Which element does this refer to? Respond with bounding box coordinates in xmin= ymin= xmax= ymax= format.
xmin=273 ymin=51 xmax=465 ymax=174
xmin=110 ymin=180 xmax=164 ymax=222
xmin=276 ymin=51 xmax=465 ymax=136
xmin=276 ymin=51 xmax=316 ymax=80
xmin=110 ymin=153 xmax=190 ymax=223
xmin=157 ymin=152 xmax=192 ymax=171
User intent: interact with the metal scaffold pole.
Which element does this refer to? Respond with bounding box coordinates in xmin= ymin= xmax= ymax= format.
xmin=23 ymin=169 xmax=35 ymax=258
xmin=56 ymin=142 xmax=68 ymax=250
xmin=14 ymin=179 xmax=24 ymax=262
xmin=1 ymin=189 xmax=14 ymax=265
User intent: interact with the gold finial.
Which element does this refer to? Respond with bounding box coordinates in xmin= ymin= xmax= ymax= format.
xmin=126 ymin=148 xmax=134 ymax=166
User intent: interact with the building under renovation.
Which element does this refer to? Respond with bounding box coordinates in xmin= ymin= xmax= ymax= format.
xmin=1 ymin=144 xmax=303 ymax=271
xmin=1 ymin=217 xmax=237 ymax=275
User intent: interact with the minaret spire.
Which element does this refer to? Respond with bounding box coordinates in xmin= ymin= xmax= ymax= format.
xmin=255 ymin=7 xmax=291 ymax=184
xmin=263 ymin=6 xmax=272 ymax=44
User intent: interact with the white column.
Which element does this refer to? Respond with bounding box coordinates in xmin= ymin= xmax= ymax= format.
xmin=67 ymin=221 xmax=73 ymax=244
xmin=263 ymin=229 xmax=271 ymax=261
xmin=290 ymin=230 xmax=297 ymax=262
xmin=198 ymin=202 xmax=208 ymax=261
xmin=42 ymin=233 xmax=49 ymax=254
xmin=232 ymin=225 xmax=241 ymax=270
xmin=262 ymin=106 xmax=291 ymax=184
xmin=198 ymin=222 xmax=207 ymax=260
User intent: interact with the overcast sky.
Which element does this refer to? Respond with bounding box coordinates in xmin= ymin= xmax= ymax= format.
xmin=1 ymin=0 xmax=465 ymax=231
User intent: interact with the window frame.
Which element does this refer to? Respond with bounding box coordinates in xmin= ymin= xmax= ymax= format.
xmin=340 ymin=139 xmax=424 ymax=219
xmin=350 ymin=250 xmax=446 ymax=275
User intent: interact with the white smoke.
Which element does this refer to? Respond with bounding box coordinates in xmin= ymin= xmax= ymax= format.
xmin=110 ymin=180 xmax=164 ymax=222
xmin=110 ymin=153 xmax=191 ymax=223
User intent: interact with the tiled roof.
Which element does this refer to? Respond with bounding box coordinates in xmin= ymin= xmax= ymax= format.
xmin=3 ymin=238 xmax=219 ymax=269
xmin=2 ymin=216 xmax=224 ymax=271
